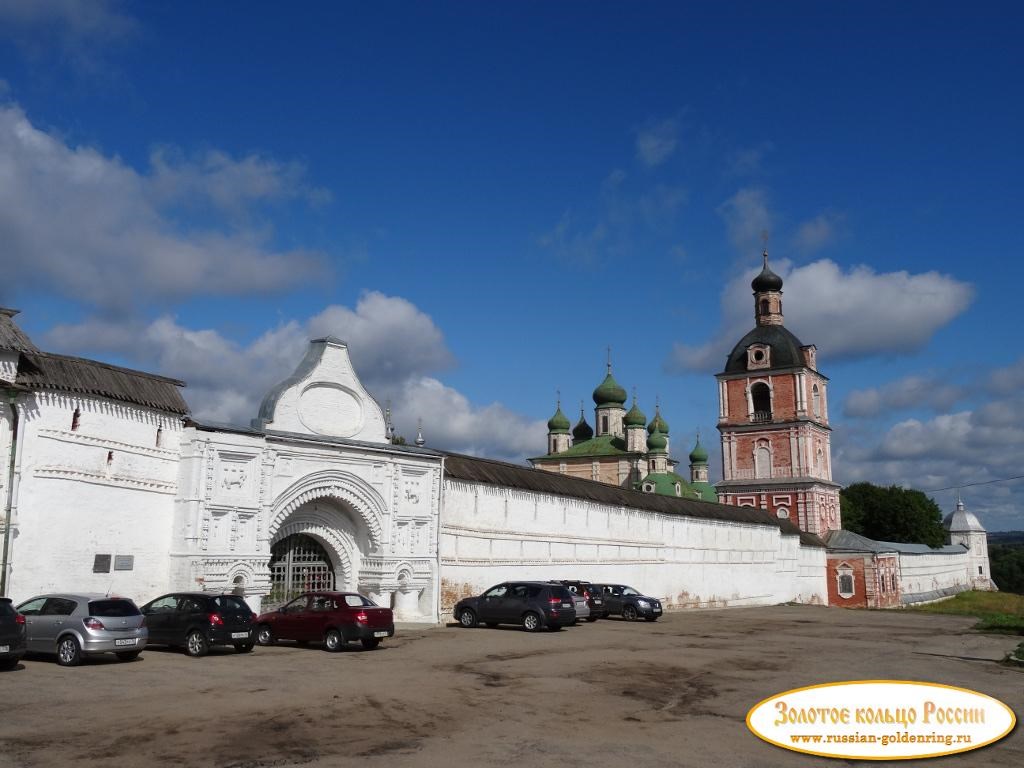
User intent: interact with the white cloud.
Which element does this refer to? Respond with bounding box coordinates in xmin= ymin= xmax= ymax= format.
xmin=635 ymin=118 xmax=678 ymax=167
xmin=988 ymin=357 xmax=1024 ymax=395
xmin=843 ymin=375 xmax=966 ymax=418
xmin=387 ymin=377 xmax=546 ymax=463
xmin=0 ymin=104 xmax=327 ymax=310
xmin=716 ymin=187 xmax=771 ymax=253
xmin=793 ymin=211 xmax=843 ymax=254
xmin=725 ymin=142 xmax=774 ymax=176
xmin=0 ymin=0 xmax=138 ymax=43
xmin=834 ymin=393 xmax=1024 ymax=531
xmin=44 ymin=292 xmax=543 ymax=461
xmin=665 ymin=258 xmax=974 ymax=372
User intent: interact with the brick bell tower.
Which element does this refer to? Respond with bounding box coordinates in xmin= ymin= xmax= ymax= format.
xmin=715 ymin=251 xmax=842 ymax=537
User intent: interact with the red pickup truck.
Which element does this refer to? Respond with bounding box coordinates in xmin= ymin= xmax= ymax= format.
xmin=256 ymin=591 xmax=395 ymax=651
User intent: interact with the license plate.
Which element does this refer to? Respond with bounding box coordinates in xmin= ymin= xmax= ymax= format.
xmin=562 ymin=603 xmax=571 ymax=608
xmin=231 ymin=632 xmax=249 ymax=639
xmin=114 ymin=638 xmax=136 ymax=647
xmin=593 ymin=599 xmax=603 ymax=604
xmin=653 ymin=607 xmax=662 ymax=613
xmin=0 ymin=645 xmax=8 ymax=652
xmin=373 ymin=631 xmax=388 ymax=638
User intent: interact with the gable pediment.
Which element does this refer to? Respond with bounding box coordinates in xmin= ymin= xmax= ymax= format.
xmin=253 ymin=337 xmax=387 ymax=442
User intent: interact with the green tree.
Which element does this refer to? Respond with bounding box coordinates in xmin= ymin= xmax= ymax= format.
xmin=840 ymin=482 xmax=947 ymax=548
xmin=989 ymin=544 xmax=1024 ymax=595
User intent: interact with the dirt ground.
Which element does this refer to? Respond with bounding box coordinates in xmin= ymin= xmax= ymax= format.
xmin=1 ymin=604 xmax=1021 ymax=768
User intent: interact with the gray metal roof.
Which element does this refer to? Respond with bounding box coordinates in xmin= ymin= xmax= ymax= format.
xmin=15 ymin=351 xmax=189 ymax=415
xmin=0 ymin=308 xmax=40 ymax=353
xmin=443 ymin=452 xmax=826 ymax=546
xmin=825 ymin=529 xmax=966 ymax=555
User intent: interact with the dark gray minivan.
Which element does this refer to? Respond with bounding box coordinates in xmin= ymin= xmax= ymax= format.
xmin=454 ymin=581 xmax=576 ymax=632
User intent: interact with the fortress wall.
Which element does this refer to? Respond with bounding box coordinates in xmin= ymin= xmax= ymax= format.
xmin=439 ymin=479 xmax=828 ymax=616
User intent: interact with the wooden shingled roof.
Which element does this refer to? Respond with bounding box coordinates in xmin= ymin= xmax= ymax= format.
xmin=443 ymin=452 xmax=825 ymax=547
xmin=0 ymin=308 xmax=40 ymax=353
xmin=15 ymin=351 xmax=190 ymax=415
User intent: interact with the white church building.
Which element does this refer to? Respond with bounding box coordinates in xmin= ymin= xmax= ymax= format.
xmin=0 ymin=299 xmax=991 ymax=621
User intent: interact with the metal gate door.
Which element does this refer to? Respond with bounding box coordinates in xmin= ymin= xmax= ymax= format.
xmin=268 ymin=534 xmax=335 ymax=606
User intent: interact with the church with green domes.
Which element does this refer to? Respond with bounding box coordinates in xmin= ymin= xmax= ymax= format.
xmin=529 ymin=363 xmax=717 ymax=502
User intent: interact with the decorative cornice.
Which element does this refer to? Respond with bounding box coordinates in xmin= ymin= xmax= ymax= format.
xmin=33 ymin=467 xmax=177 ymax=494
xmin=38 ymin=427 xmax=181 ymax=460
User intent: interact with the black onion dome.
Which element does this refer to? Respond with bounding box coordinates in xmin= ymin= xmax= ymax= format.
xmin=723 ymin=325 xmax=806 ymax=374
xmin=572 ymin=414 xmax=594 ymax=442
xmin=751 ymin=261 xmax=783 ymax=292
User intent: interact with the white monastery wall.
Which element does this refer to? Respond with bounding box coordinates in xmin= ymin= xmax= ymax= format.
xmin=0 ymin=351 xmax=17 ymax=383
xmin=439 ymin=479 xmax=827 ymax=616
xmin=898 ymin=548 xmax=972 ymax=605
xmin=5 ymin=392 xmax=182 ymax=604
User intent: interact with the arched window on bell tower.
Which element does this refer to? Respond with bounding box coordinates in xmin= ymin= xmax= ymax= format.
xmin=812 ymin=384 xmax=822 ymax=420
xmin=751 ymin=382 xmax=772 ymax=423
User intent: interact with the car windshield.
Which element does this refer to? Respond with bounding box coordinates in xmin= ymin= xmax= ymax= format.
xmin=88 ymin=599 xmax=140 ymax=617
xmin=622 ymin=587 xmax=640 ymax=596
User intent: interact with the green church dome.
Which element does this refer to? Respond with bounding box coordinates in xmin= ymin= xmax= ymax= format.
xmin=689 ymin=437 xmax=708 ymax=464
xmin=647 ymin=427 xmax=667 ymax=453
xmin=647 ymin=407 xmax=669 ymax=435
xmin=624 ymin=397 xmax=646 ymax=428
xmin=547 ymin=405 xmax=570 ymax=433
xmin=592 ymin=371 xmax=627 ymax=407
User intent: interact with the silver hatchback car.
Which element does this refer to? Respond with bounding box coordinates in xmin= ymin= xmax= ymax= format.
xmin=16 ymin=593 xmax=148 ymax=666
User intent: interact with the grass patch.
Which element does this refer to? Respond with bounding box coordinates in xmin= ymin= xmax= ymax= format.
xmin=911 ymin=591 xmax=1024 ymax=634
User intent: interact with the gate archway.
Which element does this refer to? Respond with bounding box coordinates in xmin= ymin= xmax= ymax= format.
xmin=267 ymin=533 xmax=335 ymax=606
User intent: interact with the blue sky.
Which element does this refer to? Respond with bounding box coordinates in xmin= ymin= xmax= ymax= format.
xmin=1 ymin=1 xmax=1022 ymax=529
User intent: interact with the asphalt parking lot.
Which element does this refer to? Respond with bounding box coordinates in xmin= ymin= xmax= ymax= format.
xmin=1 ymin=604 xmax=1021 ymax=768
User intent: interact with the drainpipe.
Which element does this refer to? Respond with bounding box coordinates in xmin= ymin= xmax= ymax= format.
xmin=436 ymin=453 xmax=445 ymax=624
xmin=1 ymin=389 xmax=19 ymax=597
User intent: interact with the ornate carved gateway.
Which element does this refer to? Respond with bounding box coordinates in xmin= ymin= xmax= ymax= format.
xmin=171 ymin=337 xmax=443 ymax=620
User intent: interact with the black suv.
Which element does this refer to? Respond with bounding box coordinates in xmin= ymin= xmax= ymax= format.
xmin=454 ymin=582 xmax=576 ymax=632
xmin=553 ymin=580 xmax=604 ymax=622
xmin=141 ymin=592 xmax=256 ymax=656
xmin=591 ymin=584 xmax=663 ymax=621
xmin=0 ymin=597 xmax=26 ymax=670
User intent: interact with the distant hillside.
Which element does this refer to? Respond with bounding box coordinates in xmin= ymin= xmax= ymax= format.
xmin=989 ymin=531 xmax=1024 ymax=546
xmin=988 ymin=535 xmax=1024 ymax=595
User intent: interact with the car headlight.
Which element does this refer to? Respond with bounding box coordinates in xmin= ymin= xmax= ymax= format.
xmin=636 ymin=599 xmax=650 ymax=607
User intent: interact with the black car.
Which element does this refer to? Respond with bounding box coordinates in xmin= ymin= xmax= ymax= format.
xmin=0 ymin=597 xmax=26 ymax=670
xmin=553 ymin=580 xmax=604 ymax=622
xmin=454 ymin=582 xmax=576 ymax=632
xmin=141 ymin=592 xmax=256 ymax=657
xmin=592 ymin=584 xmax=662 ymax=621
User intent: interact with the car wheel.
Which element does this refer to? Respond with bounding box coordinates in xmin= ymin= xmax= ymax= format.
xmin=458 ymin=608 xmax=478 ymax=628
xmin=521 ymin=611 xmax=542 ymax=632
xmin=184 ymin=630 xmax=209 ymax=658
xmin=115 ymin=651 xmax=141 ymax=661
xmin=324 ymin=628 xmax=343 ymax=652
xmin=0 ymin=658 xmax=19 ymax=671
xmin=360 ymin=637 xmax=380 ymax=650
xmin=586 ymin=615 xmax=599 ymax=623
xmin=234 ymin=643 xmax=254 ymax=653
xmin=622 ymin=605 xmax=638 ymax=622
xmin=256 ymin=625 xmax=274 ymax=646
xmin=56 ymin=635 xmax=82 ymax=667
